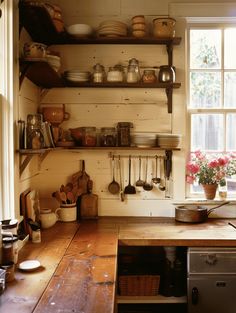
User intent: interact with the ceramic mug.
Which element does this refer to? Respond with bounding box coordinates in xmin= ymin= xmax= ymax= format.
xmin=40 ymin=209 xmax=58 ymax=229
xmin=55 ymin=204 xmax=77 ymax=222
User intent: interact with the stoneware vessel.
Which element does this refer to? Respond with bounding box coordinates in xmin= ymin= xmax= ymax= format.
xmin=55 ymin=203 xmax=77 ymax=222
xmin=40 ymin=209 xmax=58 ymax=229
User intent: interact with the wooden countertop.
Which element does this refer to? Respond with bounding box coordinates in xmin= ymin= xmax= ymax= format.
xmin=1 ymin=217 xmax=236 ymax=313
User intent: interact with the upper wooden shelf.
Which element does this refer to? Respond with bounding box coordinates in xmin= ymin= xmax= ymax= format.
xmin=19 ymin=2 xmax=181 ymax=47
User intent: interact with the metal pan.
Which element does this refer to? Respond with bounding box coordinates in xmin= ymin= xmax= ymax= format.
xmin=175 ymin=201 xmax=230 ymax=223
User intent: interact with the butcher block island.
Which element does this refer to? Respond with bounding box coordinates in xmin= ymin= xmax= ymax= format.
xmin=1 ymin=217 xmax=236 ymax=313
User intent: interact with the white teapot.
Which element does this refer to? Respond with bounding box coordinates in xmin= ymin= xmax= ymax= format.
xmin=39 ymin=209 xmax=58 ymax=229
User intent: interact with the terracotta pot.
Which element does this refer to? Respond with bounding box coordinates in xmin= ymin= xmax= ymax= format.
xmin=42 ymin=104 xmax=70 ymax=126
xmin=202 ymin=184 xmax=218 ymax=200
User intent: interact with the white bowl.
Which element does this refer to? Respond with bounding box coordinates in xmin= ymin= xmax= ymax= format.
xmin=66 ymin=24 xmax=93 ymax=37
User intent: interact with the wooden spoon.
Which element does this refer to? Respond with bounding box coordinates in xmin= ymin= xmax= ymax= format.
xmin=59 ymin=191 xmax=67 ymax=204
xmin=67 ymin=191 xmax=75 ymax=204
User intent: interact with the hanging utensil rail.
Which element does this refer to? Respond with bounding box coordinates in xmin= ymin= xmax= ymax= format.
xmin=109 ymin=153 xmax=166 ymax=160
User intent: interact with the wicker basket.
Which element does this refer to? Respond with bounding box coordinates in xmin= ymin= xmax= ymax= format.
xmin=119 ymin=275 xmax=160 ymax=296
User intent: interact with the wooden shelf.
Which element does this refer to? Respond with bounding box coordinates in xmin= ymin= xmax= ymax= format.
xmin=20 ymin=60 xmax=64 ymax=88
xmin=19 ymin=2 xmax=181 ymax=47
xmin=19 ymin=59 xmax=181 ymax=112
xmin=116 ymin=295 xmax=187 ymax=304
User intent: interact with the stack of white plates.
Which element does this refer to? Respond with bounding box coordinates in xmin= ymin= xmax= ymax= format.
xmin=64 ymin=70 xmax=91 ymax=82
xmin=46 ymin=54 xmax=61 ymax=72
xmin=131 ymin=132 xmax=156 ymax=147
xmin=156 ymin=133 xmax=181 ymax=148
xmin=97 ymin=20 xmax=128 ymax=37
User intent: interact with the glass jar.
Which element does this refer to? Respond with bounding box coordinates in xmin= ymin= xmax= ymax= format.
xmin=100 ymin=127 xmax=117 ymax=147
xmin=82 ymin=127 xmax=97 ymax=147
xmin=27 ymin=114 xmax=44 ymax=149
xmin=142 ymin=69 xmax=157 ymax=83
xmin=128 ymin=58 xmax=141 ymax=81
xmin=117 ymin=122 xmax=133 ymax=147
xmin=92 ymin=63 xmax=106 ymax=83
xmin=126 ymin=65 xmax=139 ymax=83
xmin=107 ymin=66 xmax=123 ymax=82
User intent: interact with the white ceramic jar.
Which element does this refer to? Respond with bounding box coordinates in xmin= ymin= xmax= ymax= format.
xmin=55 ymin=203 xmax=77 ymax=222
xmin=39 ymin=209 xmax=58 ymax=229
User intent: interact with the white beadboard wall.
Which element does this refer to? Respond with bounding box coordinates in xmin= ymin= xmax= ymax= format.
xmin=17 ymin=0 xmax=189 ymax=217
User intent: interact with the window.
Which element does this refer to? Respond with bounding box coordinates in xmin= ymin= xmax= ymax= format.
xmin=0 ymin=0 xmax=16 ymax=219
xmin=188 ymin=25 xmax=236 ymax=196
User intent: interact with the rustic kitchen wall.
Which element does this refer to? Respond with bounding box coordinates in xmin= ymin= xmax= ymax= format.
xmin=17 ymin=0 xmax=191 ymax=217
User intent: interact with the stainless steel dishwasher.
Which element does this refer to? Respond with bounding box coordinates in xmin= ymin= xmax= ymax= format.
xmin=187 ymin=247 xmax=236 ymax=313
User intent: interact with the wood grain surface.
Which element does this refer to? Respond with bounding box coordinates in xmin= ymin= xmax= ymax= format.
xmin=2 ymin=217 xmax=236 ymax=313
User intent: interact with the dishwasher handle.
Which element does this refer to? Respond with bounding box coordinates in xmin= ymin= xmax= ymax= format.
xmin=192 ymin=287 xmax=199 ymax=305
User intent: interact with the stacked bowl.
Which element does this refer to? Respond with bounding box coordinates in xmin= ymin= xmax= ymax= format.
xmin=131 ymin=15 xmax=147 ymax=38
xmin=131 ymin=132 xmax=156 ymax=147
xmin=46 ymin=54 xmax=61 ymax=72
xmin=66 ymin=23 xmax=93 ymax=38
xmin=156 ymin=133 xmax=181 ymax=148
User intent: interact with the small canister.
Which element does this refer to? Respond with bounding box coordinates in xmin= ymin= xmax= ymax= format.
xmin=2 ymin=235 xmax=18 ymax=264
xmin=142 ymin=69 xmax=157 ymax=83
xmin=100 ymin=127 xmax=117 ymax=147
xmin=117 ymin=122 xmax=133 ymax=147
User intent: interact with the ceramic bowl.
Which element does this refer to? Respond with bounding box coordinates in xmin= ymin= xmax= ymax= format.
xmin=66 ymin=24 xmax=93 ymax=37
xmin=42 ymin=106 xmax=70 ymax=126
xmin=23 ymin=42 xmax=47 ymax=59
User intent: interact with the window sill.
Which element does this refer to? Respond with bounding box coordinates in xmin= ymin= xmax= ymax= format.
xmin=173 ymin=198 xmax=236 ymax=205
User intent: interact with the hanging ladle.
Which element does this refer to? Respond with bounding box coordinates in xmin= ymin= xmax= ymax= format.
xmin=124 ymin=155 xmax=136 ymax=194
xmin=136 ymin=156 xmax=145 ymax=187
xmin=152 ymin=155 xmax=161 ymax=184
xmin=158 ymin=157 xmax=166 ymax=191
xmin=108 ymin=156 xmax=120 ymax=194
xmin=143 ymin=156 xmax=153 ymax=191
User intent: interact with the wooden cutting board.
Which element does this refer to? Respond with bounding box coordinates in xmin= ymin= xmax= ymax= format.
xmin=80 ymin=192 xmax=98 ymax=219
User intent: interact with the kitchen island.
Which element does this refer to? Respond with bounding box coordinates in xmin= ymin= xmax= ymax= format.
xmin=1 ymin=217 xmax=236 ymax=313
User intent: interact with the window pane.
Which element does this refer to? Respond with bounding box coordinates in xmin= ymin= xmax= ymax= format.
xmin=191 ymin=114 xmax=223 ymax=151
xmin=190 ymin=29 xmax=221 ymax=69
xmin=226 ymin=114 xmax=236 ymax=151
xmin=224 ymin=72 xmax=236 ymax=108
xmin=190 ymin=72 xmax=221 ymax=108
xmin=224 ymin=28 xmax=236 ymax=69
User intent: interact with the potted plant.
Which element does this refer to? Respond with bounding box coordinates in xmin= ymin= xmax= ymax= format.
xmin=186 ymin=150 xmax=236 ymax=200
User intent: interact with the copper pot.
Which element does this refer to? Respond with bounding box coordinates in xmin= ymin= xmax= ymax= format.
xmin=175 ymin=201 xmax=230 ymax=223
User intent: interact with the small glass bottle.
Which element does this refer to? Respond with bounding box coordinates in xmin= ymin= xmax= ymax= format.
xmin=219 ymin=179 xmax=227 ymax=200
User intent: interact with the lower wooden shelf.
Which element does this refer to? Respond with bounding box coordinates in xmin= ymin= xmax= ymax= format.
xmin=116 ymin=295 xmax=187 ymax=304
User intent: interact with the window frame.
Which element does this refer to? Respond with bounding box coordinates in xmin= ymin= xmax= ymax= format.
xmin=187 ymin=22 xmax=236 ymax=199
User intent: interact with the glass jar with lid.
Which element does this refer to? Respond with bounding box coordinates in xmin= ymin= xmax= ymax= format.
xmin=100 ymin=127 xmax=117 ymax=147
xmin=92 ymin=63 xmax=106 ymax=83
xmin=142 ymin=69 xmax=157 ymax=83
xmin=127 ymin=65 xmax=139 ymax=83
xmin=82 ymin=127 xmax=97 ymax=147
xmin=117 ymin=122 xmax=133 ymax=147
xmin=128 ymin=58 xmax=141 ymax=81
